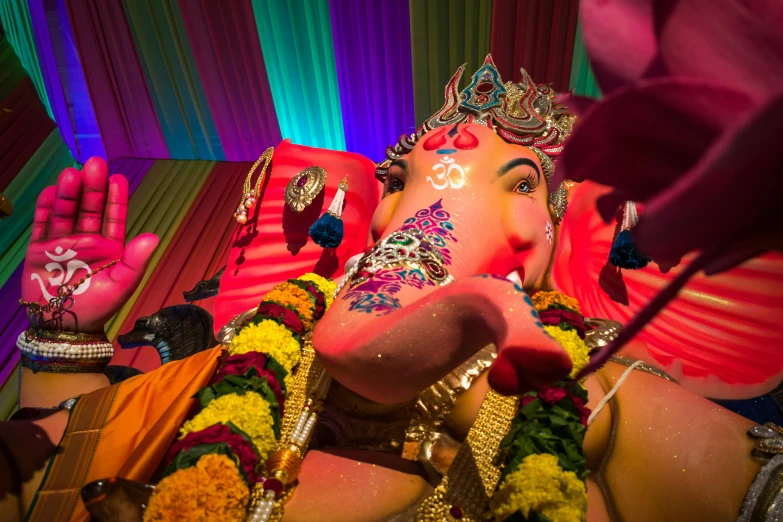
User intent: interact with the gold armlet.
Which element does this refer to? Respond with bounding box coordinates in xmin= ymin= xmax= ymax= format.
xmin=739 ymin=424 xmax=783 ymax=522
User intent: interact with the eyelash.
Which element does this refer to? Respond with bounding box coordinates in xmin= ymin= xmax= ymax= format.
xmin=513 ymin=173 xmax=538 ymax=194
xmin=385 ymin=176 xmax=405 ymax=196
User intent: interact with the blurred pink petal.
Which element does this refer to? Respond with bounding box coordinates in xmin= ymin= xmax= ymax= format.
xmin=658 ymin=0 xmax=783 ymax=103
xmin=581 ymin=0 xmax=659 ymax=93
xmin=555 ymin=79 xmax=755 ymax=200
xmin=635 ymin=94 xmax=783 ymax=260
xmin=559 ymin=95 xmax=598 ymax=116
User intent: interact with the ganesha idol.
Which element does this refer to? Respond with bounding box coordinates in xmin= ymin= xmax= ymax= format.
xmin=3 ymin=56 xmax=783 ymax=522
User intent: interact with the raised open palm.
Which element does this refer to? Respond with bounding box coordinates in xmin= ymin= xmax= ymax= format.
xmin=21 ymin=157 xmax=159 ymax=333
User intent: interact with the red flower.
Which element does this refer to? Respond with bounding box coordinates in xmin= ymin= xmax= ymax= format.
xmin=520 ymin=395 xmax=537 ymax=407
xmin=256 ymin=302 xmax=304 ymax=336
xmin=213 ymin=353 xmax=285 ymax=415
xmin=577 ymin=404 xmax=591 ymax=427
xmin=166 ymin=424 xmax=259 ymax=483
xmin=570 ymin=395 xmax=585 ymax=409
xmin=538 ymin=386 xmax=567 ymax=405
xmin=538 ymin=309 xmax=587 ymax=339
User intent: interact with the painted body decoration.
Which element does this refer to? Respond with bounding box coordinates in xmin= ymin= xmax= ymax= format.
xmin=343 ymin=200 xmax=457 ymax=315
xmin=30 ymin=246 xmax=92 ymax=301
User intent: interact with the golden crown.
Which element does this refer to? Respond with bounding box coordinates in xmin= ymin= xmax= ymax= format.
xmin=378 ymin=54 xmax=576 ymax=220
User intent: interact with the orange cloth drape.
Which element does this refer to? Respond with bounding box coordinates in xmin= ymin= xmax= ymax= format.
xmin=26 ymin=347 xmax=223 ymax=522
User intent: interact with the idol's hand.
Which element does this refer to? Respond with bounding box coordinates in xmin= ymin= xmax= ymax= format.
xmin=21 ymin=157 xmax=159 ymax=333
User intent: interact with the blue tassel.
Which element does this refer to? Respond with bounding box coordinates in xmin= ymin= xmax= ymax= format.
xmin=309 ymin=212 xmax=344 ymax=248
xmin=609 ymin=229 xmax=651 ymax=269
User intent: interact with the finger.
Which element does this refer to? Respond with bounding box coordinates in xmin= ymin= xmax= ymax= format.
xmin=77 ymin=157 xmax=109 ymax=234
xmin=31 ymin=186 xmax=56 ymax=241
xmin=103 ymin=174 xmax=129 ymax=243
xmin=51 ymin=168 xmax=83 ymax=238
xmin=109 ymin=233 xmax=159 ymax=286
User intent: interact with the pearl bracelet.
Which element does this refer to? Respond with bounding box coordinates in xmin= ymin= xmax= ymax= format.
xmin=16 ymin=329 xmax=114 ymax=361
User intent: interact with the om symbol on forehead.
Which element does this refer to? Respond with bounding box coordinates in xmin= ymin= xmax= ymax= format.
xmin=427 ymin=156 xmax=466 ymax=191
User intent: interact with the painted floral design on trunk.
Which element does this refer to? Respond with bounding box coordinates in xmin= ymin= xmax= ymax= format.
xmin=343 ymin=200 xmax=457 ymax=316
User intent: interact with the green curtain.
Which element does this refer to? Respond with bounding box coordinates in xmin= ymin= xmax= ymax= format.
xmin=122 ymin=0 xmax=225 ymax=160
xmin=0 ymin=34 xmax=26 ymax=101
xmin=0 ymin=364 xmax=18 ymax=420
xmin=568 ymin=17 xmax=601 ymax=98
xmin=105 ymin=160 xmax=215 ymax=339
xmin=409 ymin=0 xmax=492 ymax=126
xmin=0 ymin=0 xmax=54 ymax=119
xmin=251 ymin=0 xmax=345 ymax=151
xmin=0 ymin=131 xmax=76 ymax=288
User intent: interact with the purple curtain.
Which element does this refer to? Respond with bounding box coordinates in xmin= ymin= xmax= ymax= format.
xmin=328 ymin=0 xmax=415 ymax=162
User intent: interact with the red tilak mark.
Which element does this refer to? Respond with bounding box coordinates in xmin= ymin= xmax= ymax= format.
xmin=422 ymin=127 xmax=448 ymax=150
xmin=453 ymin=127 xmax=479 ymax=150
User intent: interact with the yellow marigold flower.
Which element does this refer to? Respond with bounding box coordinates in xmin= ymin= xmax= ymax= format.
xmin=490 ymin=454 xmax=587 ymax=522
xmin=263 ymin=281 xmax=316 ymax=329
xmin=544 ymin=326 xmax=590 ymax=379
xmin=298 ymin=272 xmax=336 ymax=309
xmin=532 ymin=291 xmax=582 ymax=314
xmin=229 ymin=320 xmax=301 ymax=375
xmin=143 ymin=453 xmax=248 ymax=522
xmin=180 ymin=392 xmax=276 ymax=461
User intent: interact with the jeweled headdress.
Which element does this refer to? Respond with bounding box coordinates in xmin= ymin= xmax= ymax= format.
xmin=378 ymin=54 xmax=576 ymax=220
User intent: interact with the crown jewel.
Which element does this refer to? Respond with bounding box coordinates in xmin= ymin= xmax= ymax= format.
xmin=378 ymin=54 xmax=575 ymax=220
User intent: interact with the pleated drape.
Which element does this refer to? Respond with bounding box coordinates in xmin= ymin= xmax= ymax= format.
xmin=409 ymin=0 xmax=493 ymax=126
xmin=104 ymin=159 xmax=215 ymax=339
xmin=0 ymin=78 xmax=55 ymax=192
xmin=0 ymin=131 xmax=76 ymax=288
xmin=111 ymin=161 xmax=252 ymax=371
xmin=177 ymin=0 xmax=281 ymax=161
xmin=329 ymin=0 xmax=416 ymax=161
xmin=28 ymin=0 xmax=106 ymax=162
xmin=490 ymin=0 xmax=579 ymax=92
xmin=251 ymin=0 xmax=346 ymax=150
xmin=568 ymin=16 xmax=601 ymax=97
xmin=66 ymin=0 xmax=168 ymax=159
xmin=122 ymin=0 xmax=224 ymax=160
xmin=0 ymin=0 xmax=54 ymax=119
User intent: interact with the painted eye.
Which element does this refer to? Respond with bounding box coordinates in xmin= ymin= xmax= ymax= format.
xmin=514 ymin=180 xmax=531 ymax=194
xmin=386 ymin=177 xmax=405 ymax=195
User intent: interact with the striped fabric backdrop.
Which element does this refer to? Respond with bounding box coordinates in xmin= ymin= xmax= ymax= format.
xmin=0 ymin=0 xmax=600 ymax=415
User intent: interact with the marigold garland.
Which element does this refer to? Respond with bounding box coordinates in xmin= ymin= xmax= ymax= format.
xmin=229 ymin=320 xmax=301 ymax=375
xmin=298 ymin=272 xmax=336 ymax=308
xmin=262 ymin=282 xmax=316 ymax=329
xmin=180 ymin=392 xmax=277 ymax=461
xmin=532 ymin=290 xmax=582 ymax=314
xmin=543 ymin=326 xmax=589 ymax=379
xmin=490 ymin=454 xmax=588 ymax=522
xmin=143 ymin=454 xmax=249 ymax=522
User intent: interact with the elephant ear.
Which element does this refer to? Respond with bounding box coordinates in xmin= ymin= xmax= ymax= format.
xmin=214 ymin=140 xmax=379 ymax=332
xmin=552 ymin=181 xmax=783 ymax=400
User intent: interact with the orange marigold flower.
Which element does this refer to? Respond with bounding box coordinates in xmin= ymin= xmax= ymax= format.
xmin=531 ymin=291 xmax=582 ymax=314
xmin=143 ymin=454 xmax=249 ymax=522
xmin=263 ymin=282 xmax=315 ymax=330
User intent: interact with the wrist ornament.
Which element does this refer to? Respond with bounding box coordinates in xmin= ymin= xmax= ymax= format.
xmin=17 ymin=328 xmax=113 ymax=373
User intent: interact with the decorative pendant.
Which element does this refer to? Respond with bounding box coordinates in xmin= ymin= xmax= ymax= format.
xmin=609 ymin=200 xmax=651 ymax=269
xmin=285 ymin=166 xmax=327 ymax=213
xmin=309 ymin=177 xmax=348 ymax=248
xmin=235 ymin=147 xmax=274 ymax=224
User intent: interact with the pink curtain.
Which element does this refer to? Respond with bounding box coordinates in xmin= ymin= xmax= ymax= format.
xmin=65 ymin=0 xmax=168 ymax=160
xmin=110 ymin=161 xmax=251 ymax=371
xmin=177 ymin=0 xmax=280 ymax=161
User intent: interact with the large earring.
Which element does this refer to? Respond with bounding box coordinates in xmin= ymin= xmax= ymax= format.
xmin=235 ymin=147 xmax=274 ymax=224
xmin=609 ymin=200 xmax=651 ymax=269
xmin=309 ymin=177 xmax=348 ymax=248
xmin=285 ymin=166 xmax=327 ymax=212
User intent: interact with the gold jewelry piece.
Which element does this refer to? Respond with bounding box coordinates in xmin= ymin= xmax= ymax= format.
xmin=17 ymin=328 xmax=113 ymax=373
xmin=416 ymin=390 xmax=518 ymax=521
xmin=285 ymin=166 xmax=327 ymax=213
xmin=235 ymin=147 xmax=274 ymax=224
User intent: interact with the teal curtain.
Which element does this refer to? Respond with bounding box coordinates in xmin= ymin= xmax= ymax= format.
xmin=251 ymin=0 xmax=345 ymax=150
xmin=568 ymin=17 xmax=601 ymax=98
xmin=0 ymin=0 xmax=54 ymax=119
xmin=0 ymin=131 xmax=76 ymax=288
xmin=409 ymin=0 xmax=493 ymax=127
xmin=123 ymin=0 xmax=224 ymax=160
